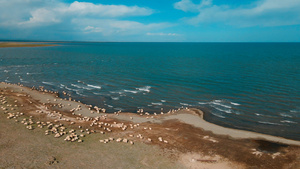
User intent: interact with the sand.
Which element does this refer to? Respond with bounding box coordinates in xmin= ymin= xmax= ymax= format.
xmin=0 ymin=82 xmax=299 ymax=169
xmin=0 ymin=42 xmax=57 ymax=48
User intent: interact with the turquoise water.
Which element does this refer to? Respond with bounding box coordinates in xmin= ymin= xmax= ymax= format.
xmin=1 ymin=42 xmax=300 ymax=140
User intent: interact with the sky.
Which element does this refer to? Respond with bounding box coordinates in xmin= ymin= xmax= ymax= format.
xmin=0 ymin=0 xmax=300 ymax=42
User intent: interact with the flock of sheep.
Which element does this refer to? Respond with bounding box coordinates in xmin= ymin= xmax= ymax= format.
xmin=0 ymin=83 xmax=178 ymax=147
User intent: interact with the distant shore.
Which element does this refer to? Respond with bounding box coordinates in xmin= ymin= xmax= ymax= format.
xmin=0 ymin=42 xmax=57 ymax=48
xmin=0 ymin=81 xmax=299 ymax=168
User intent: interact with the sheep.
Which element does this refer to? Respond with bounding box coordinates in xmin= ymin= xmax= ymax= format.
xmin=116 ymin=138 xmax=122 ymax=142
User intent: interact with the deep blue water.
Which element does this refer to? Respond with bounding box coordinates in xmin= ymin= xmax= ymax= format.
xmin=1 ymin=42 xmax=300 ymax=140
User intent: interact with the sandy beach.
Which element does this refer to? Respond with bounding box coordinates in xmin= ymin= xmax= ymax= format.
xmin=0 ymin=82 xmax=299 ymax=168
xmin=0 ymin=42 xmax=57 ymax=48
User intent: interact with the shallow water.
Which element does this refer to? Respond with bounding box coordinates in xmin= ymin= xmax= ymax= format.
xmin=0 ymin=42 xmax=299 ymax=140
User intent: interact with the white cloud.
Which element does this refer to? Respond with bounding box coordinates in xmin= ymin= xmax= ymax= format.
xmin=24 ymin=8 xmax=61 ymax=25
xmin=17 ymin=1 xmax=153 ymax=26
xmin=0 ymin=0 xmax=172 ymax=41
xmin=174 ymin=0 xmax=300 ymax=27
xmin=174 ymin=0 xmax=211 ymax=12
xmin=146 ymin=32 xmax=178 ymax=36
xmin=77 ymin=19 xmax=171 ymax=36
xmin=84 ymin=26 xmax=103 ymax=33
xmin=64 ymin=1 xmax=153 ymax=17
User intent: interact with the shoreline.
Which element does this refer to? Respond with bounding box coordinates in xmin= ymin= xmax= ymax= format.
xmin=1 ymin=82 xmax=299 ymax=145
xmin=1 ymin=82 xmax=299 ymax=168
xmin=0 ymin=42 xmax=57 ymax=48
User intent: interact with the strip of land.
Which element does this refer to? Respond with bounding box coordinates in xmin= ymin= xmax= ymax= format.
xmin=0 ymin=82 xmax=299 ymax=169
xmin=0 ymin=42 xmax=57 ymax=48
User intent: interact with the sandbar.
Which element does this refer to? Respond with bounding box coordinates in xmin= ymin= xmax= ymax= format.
xmin=0 ymin=82 xmax=299 ymax=169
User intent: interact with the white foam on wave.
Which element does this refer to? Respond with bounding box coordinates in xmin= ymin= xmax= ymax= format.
xmin=290 ymin=110 xmax=299 ymax=113
xmin=71 ymin=83 xmax=93 ymax=90
xmin=279 ymin=113 xmax=292 ymax=118
xmin=59 ymin=84 xmax=65 ymax=89
xmin=65 ymin=86 xmax=79 ymax=92
xmin=87 ymin=84 xmax=102 ymax=89
xmin=75 ymin=90 xmax=87 ymax=97
xmin=258 ymin=121 xmax=283 ymax=126
xmin=230 ymin=102 xmax=240 ymax=106
xmin=124 ymin=89 xmax=138 ymax=94
xmin=211 ymin=105 xmax=232 ymax=114
xmin=26 ymin=72 xmax=41 ymax=75
xmin=109 ymin=86 xmax=151 ymax=96
xmin=136 ymin=86 xmax=151 ymax=93
xmin=42 ymin=81 xmax=55 ymax=86
xmin=111 ymin=97 xmax=119 ymax=100
xmin=20 ymin=79 xmax=29 ymax=83
xmin=211 ymin=101 xmax=232 ymax=109
xmin=152 ymin=102 xmax=163 ymax=106
xmin=110 ymin=91 xmax=124 ymax=95
xmin=211 ymin=112 xmax=226 ymax=118
xmin=180 ymin=103 xmax=192 ymax=106
xmin=4 ymin=70 xmax=9 ymax=73
xmin=280 ymin=120 xmax=297 ymax=124
xmin=198 ymin=102 xmax=207 ymax=105
xmin=161 ymin=100 xmax=166 ymax=102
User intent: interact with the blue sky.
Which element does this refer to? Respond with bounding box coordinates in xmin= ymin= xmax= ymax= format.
xmin=0 ymin=0 xmax=300 ymax=42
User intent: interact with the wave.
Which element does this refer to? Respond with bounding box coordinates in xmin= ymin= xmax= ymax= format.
xmin=211 ymin=105 xmax=232 ymax=114
xmin=136 ymin=86 xmax=151 ymax=92
xmin=75 ymin=90 xmax=87 ymax=97
xmin=87 ymin=84 xmax=102 ymax=89
xmin=280 ymin=120 xmax=297 ymax=124
xmin=198 ymin=102 xmax=207 ymax=105
xmin=109 ymin=86 xmax=151 ymax=96
xmin=71 ymin=83 xmax=94 ymax=90
xmin=124 ymin=89 xmax=138 ymax=94
xmin=65 ymin=86 xmax=79 ymax=92
xmin=279 ymin=113 xmax=292 ymax=118
xmin=111 ymin=97 xmax=119 ymax=100
xmin=211 ymin=112 xmax=226 ymax=118
xmin=20 ymin=79 xmax=29 ymax=83
xmin=26 ymin=72 xmax=41 ymax=75
xmin=161 ymin=100 xmax=166 ymax=102
xmin=152 ymin=102 xmax=163 ymax=106
xmin=230 ymin=102 xmax=240 ymax=106
xmin=210 ymin=100 xmax=232 ymax=109
xmin=104 ymin=104 xmax=113 ymax=108
xmin=110 ymin=91 xmax=123 ymax=95
xmin=258 ymin=121 xmax=283 ymax=126
xmin=4 ymin=70 xmax=9 ymax=73
xmin=42 ymin=81 xmax=55 ymax=86
xmin=59 ymin=84 xmax=65 ymax=88
xmin=180 ymin=103 xmax=192 ymax=106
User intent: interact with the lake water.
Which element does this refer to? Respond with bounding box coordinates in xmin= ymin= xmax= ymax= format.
xmin=1 ymin=42 xmax=299 ymax=140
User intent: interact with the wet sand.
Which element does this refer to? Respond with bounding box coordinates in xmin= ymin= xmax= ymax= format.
xmin=0 ymin=82 xmax=299 ymax=168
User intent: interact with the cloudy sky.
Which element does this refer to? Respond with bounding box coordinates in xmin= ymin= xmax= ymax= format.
xmin=0 ymin=0 xmax=300 ymax=42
